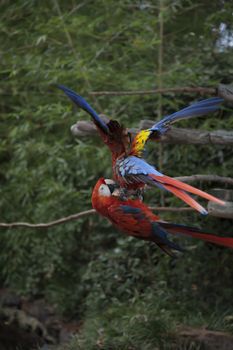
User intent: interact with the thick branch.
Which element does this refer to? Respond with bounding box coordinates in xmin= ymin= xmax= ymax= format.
xmin=208 ymin=202 xmax=233 ymax=219
xmin=140 ymin=121 xmax=233 ymax=145
xmin=218 ymin=83 xmax=233 ymax=102
xmin=163 ymin=128 xmax=233 ymax=144
xmin=207 ymin=189 xmax=233 ymax=219
xmin=71 ymin=120 xmax=233 ymax=145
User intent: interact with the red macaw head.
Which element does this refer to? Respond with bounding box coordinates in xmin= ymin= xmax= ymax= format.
xmin=91 ymin=178 xmax=119 ymax=215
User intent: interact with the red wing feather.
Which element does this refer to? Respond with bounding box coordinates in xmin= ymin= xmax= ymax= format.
xmin=108 ymin=204 xmax=152 ymax=239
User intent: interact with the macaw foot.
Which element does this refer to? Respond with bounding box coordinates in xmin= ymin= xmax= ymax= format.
xmin=134 ymin=188 xmax=144 ymax=201
xmin=119 ymin=188 xmax=144 ymax=201
xmin=119 ymin=188 xmax=129 ymax=201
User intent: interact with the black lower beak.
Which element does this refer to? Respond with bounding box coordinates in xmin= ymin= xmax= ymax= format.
xmin=108 ymin=184 xmax=117 ymax=194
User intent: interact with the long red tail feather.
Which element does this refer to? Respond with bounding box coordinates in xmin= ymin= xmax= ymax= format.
xmin=150 ymin=174 xmax=225 ymax=205
xmin=162 ymin=184 xmax=208 ymax=215
xmin=161 ymin=223 xmax=233 ymax=249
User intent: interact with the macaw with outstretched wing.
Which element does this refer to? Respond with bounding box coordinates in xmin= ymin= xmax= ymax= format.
xmin=58 ymin=85 xmax=224 ymax=215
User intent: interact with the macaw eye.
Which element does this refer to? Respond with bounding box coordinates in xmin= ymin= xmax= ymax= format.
xmin=98 ymin=184 xmax=111 ymax=197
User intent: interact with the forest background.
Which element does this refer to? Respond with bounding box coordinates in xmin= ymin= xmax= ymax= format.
xmin=0 ymin=0 xmax=233 ymax=349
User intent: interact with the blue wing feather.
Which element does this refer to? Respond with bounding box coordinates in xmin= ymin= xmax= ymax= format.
xmin=117 ymin=156 xmax=163 ymax=177
xmin=150 ymin=97 xmax=223 ymax=135
xmin=120 ymin=205 xmax=145 ymax=220
xmin=152 ymin=222 xmax=183 ymax=252
xmin=58 ymin=84 xmax=109 ymax=134
xmin=120 ymin=205 xmax=142 ymax=214
xmin=116 ymin=156 xmax=210 ymax=215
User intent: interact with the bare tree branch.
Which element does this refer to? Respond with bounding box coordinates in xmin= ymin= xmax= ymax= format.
xmin=0 ymin=202 xmax=231 ymax=229
xmin=89 ymin=87 xmax=216 ymax=96
xmin=1 ymin=197 xmax=232 ymax=230
xmin=0 ymin=209 xmax=96 ymax=229
xmin=150 ymin=207 xmax=193 ymax=212
xmin=0 ymin=207 xmax=194 ymax=229
xmin=176 ymin=175 xmax=233 ymax=186
xmin=89 ymin=83 xmax=233 ymax=103
xmin=1 ymin=180 xmax=232 ymax=230
xmin=89 ymin=83 xmax=233 ymax=102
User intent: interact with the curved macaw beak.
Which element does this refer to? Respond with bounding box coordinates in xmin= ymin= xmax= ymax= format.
xmin=104 ymin=179 xmax=119 ymax=195
xmin=57 ymin=84 xmax=109 ymax=135
xmin=108 ymin=183 xmax=117 ymax=194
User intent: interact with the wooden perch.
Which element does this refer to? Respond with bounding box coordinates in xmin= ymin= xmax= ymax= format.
xmin=208 ymin=189 xmax=233 ymax=219
xmin=141 ymin=122 xmax=233 ymax=145
xmin=218 ymin=83 xmax=233 ymax=103
xmin=71 ymin=120 xmax=233 ymax=145
xmin=208 ymin=201 xmax=233 ymax=219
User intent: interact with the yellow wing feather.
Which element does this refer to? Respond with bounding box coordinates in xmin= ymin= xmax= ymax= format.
xmin=130 ymin=129 xmax=152 ymax=157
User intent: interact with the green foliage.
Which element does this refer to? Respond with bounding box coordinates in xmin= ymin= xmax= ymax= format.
xmin=68 ymin=300 xmax=174 ymax=350
xmin=0 ymin=0 xmax=233 ymax=348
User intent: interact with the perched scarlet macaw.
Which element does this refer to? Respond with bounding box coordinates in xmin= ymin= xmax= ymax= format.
xmin=58 ymin=85 xmax=225 ymax=215
xmin=92 ymin=178 xmax=233 ymax=256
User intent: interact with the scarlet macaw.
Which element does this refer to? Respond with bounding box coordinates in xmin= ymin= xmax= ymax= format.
xmin=58 ymin=85 xmax=224 ymax=215
xmin=92 ymin=178 xmax=233 ymax=256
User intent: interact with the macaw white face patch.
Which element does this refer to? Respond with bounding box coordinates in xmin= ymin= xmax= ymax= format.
xmin=98 ymin=184 xmax=111 ymax=197
xmin=104 ymin=179 xmax=116 ymax=185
